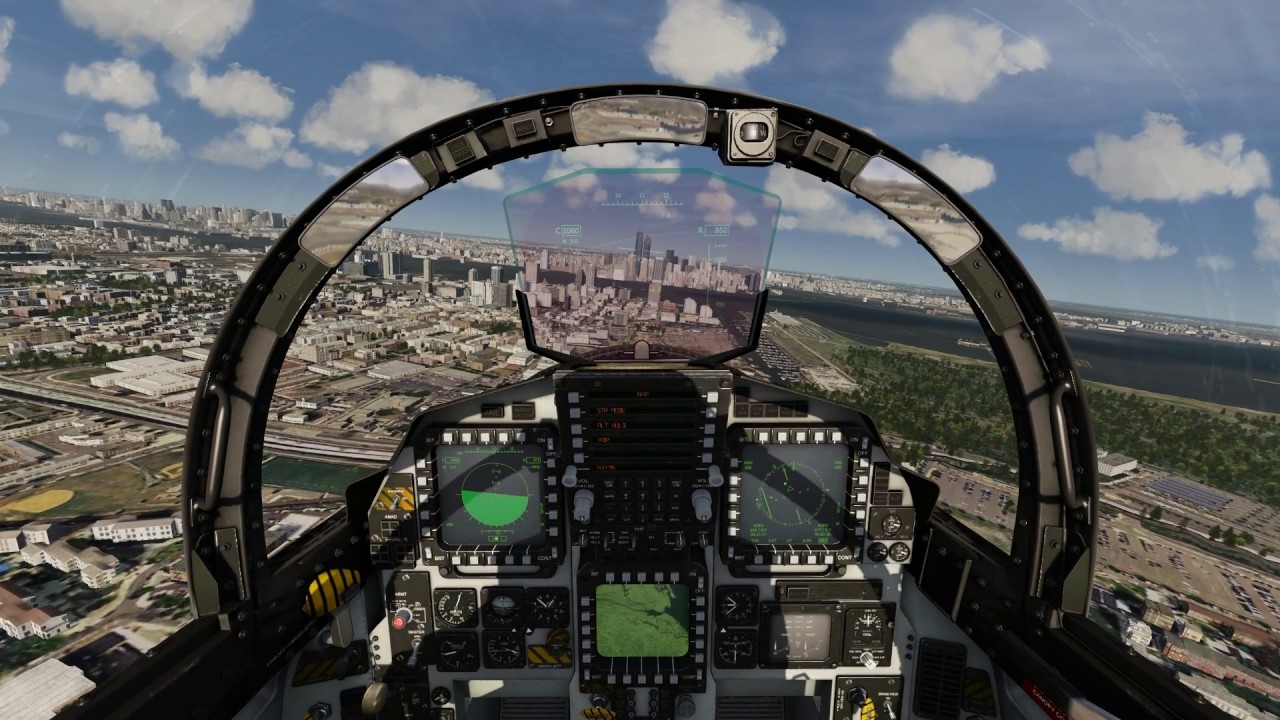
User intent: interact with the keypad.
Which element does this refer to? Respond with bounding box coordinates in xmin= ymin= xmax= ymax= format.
xmin=599 ymin=478 xmax=690 ymax=524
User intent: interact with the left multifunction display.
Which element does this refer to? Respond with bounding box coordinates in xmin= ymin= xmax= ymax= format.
xmin=369 ymin=426 xmax=565 ymax=575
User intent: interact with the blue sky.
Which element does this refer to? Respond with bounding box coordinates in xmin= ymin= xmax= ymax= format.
xmin=1 ymin=0 xmax=1280 ymax=325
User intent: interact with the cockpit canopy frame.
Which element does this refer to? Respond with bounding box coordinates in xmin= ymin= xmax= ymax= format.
xmin=180 ymin=83 xmax=1098 ymax=645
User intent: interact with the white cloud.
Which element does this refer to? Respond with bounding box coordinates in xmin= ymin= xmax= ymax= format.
xmin=764 ymin=166 xmax=902 ymax=247
xmin=1195 ymin=254 xmax=1234 ymax=272
xmin=459 ymin=169 xmax=506 ymax=191
xmin=196 ymin=122 xmax=293 ymax=169
xmin=103 ymin=111 xmax=180 ymax=161
xmin=59 ymin=0 xmax=252 ymax=62
xmin=920 ymin=144 xmax=995 ymax=193
xmin=282 ymin=148 xmax=311 ymax=169
xmin=0 ymin=17 xmax=14 ymax=88
xmin=317 ymin=163 xmax=344 ymax=179
xmin=542 ymin=144 xmax=682 ymax=208
xmin=300 ymin=63 xmax=492 ymax=154
xmin=888 ymin=15 xmax=1049 ymax=103
xmin=58 ymin=132 xmax=101 ymax=154
xmin=647 ymin=0 xmax=785 ymax=85
xmin=1017 ymin=208 xmax=1175 ymax=261
xmin=172 ymin=62 xmax=292 ymax=122
xmin=1255 ymin=194 xmax=1280 ymax=263
xmin=695 ymin=177 xmax=759 ymax=227
xmin=545 ymin=144 xmax=681 ymax=180
xmin=65 ymin=59 xmax=158 ymax=108
xmin=1069 ymin=112 xmax=1271 ymax=202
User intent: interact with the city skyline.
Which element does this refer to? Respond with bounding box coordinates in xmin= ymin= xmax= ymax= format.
xmin=5 ymin=182 xmax=1280 ymax=332
xmin=0 ymin=2 xmax=1278 ymax=325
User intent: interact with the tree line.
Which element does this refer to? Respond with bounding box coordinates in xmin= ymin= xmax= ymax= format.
xmin=787 ymin=342 xmax=1280 ymax=508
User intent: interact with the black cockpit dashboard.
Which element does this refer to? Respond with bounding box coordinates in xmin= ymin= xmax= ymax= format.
xmin=294 ymin=369 xmax=940 ymax=720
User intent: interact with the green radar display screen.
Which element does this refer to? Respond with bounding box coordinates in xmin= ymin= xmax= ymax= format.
xmin=437 ymin=445 xmax=546 ymax=546
xmin=739 ymin=443 xmax=846 ymax=545
xmin=596 ymin=584 xmax=690 ymax=658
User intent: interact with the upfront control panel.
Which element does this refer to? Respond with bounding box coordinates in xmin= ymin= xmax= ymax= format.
xmin=360 ymin=371 xmax=921 ymax=719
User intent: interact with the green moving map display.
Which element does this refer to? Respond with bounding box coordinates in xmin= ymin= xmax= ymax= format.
xmin=437 ymin=444 xmax=545 ymax=545
xmin=596 ymin=584 xmax=690 ymax=658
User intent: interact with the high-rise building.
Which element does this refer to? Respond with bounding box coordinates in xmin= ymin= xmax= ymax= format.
xmin=381 ymin=251 xmax=406 ymax=278
xmin=490 ymin=265 xmax=503 ymax=286
xmin=422 ymin=258 xmax=434 ymax=284
xmin=633 ymin=232 xmax=651 ymax=276
xmin=524 ymin=260 xmax=539 ymax=286
xmin=647 ymin=281 xmax=662 ymax=306
xmin=491 ymin=282 xmax=511 ymax=308
xmin=468 ymin=268 xmax=479 ymax=283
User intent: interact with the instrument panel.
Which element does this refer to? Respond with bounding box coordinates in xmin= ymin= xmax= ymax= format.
xmin=363 ymin=370 xmax=918 ymax=719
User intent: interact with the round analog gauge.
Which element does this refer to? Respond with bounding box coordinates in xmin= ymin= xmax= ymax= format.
xmin=754 ymin=460 xmax=830 ymax=527
xmin=714 ymin=630 xmax=758 ymax=669
xmin=482 ymin=588 xmax=523 ymax=628
xmin=849 ymin=608 xmax=886 ymax=649
xmin=435 ymin=633 xmax=480 ymax=673
xmin=483 ymin=630 xmax=525 ymax=669
xmin=491 ymin=593 xmax=518 ymax=617
xmin=716 ymin=587 xmax=758 ymax=627
xmin=435 ymin=589 xmax=479 ymax=628
xmin=888 ymin=542 xmax=911 ymax=563
xmin=865 ymin=542 xmax=889 ymax=563
xmin=881 ymin=513 xmax=903 ymax=535
xmin=526 ymin=587 xmax=569 ymax=628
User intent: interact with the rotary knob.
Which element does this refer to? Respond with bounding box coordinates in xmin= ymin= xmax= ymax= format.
xmin=848 ymin=686 xmax=868 ymax=707
xmin=691 ymin=488 xmax=713 ymax=523
xmin=391 ymin=607 xmax=413 ymax=630
xmin=573 ymin=490 xmax=595 ymax=523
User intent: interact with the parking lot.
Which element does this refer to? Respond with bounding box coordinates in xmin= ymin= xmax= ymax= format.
xmin=929 ymin=460 xmax=1280 ymax=632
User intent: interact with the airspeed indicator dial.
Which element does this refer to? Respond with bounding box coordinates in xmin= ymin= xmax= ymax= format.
xmin=434 ymin=589 xmax=478 ymax=628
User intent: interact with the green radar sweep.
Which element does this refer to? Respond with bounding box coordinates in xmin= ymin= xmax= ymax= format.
xmin=460 ymin=483 xmax=530 ymax=527
xmin=436 ymin=445 xmax=547 ymax=546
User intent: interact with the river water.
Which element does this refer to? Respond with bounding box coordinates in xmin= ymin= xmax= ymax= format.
xmin=770 ymin=290 xmax=1280 ymax=413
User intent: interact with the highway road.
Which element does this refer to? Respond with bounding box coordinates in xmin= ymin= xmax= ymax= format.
xmin=0 ymin=377 xmax=394 ymax=463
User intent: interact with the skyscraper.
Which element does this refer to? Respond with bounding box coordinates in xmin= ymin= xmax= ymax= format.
xmin=422 ymin=257 xmax=434 ymax=284
xmin=380 ymin=251 xmax=406 ymax=278
xmin=490 ymin=265 xmax=503 ymax=285
xmin=633 ymin=231 xmax=651 ymax=276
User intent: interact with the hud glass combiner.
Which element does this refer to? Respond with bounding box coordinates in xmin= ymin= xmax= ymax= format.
xmin=504 ymin=168 xmax=779 ymax=364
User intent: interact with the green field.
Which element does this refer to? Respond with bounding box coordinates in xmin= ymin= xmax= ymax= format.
xmin=261 ymin=456 xmax=376 ymax=494
xmin=135 ymin=447 xmax=187 ymax=475
xmin=595 ymin=584 xmax=689 ymax=658
xmin=55 ymin=367 xmax=107 ymax=382
xmin=0 ymin=462 xmax=149 ymax=520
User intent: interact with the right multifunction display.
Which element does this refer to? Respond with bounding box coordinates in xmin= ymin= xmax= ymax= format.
xmin=723 ymin=426 xmax=881 ymax=573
